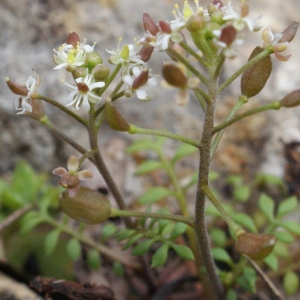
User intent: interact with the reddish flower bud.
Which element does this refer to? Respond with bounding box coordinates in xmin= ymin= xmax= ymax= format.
xmin=66 ymin=32 xmax=80 ymax=48
xmin=162 ymin=63 xmax=188 ymax=88
xmin=159 ymin=20 xmax=172 ymax=34
xmin=241 ymin=46 xmax=272 ymax=98
xmin=241 ymin=2 xmax=249 ymax=18
xmin=60 ymin=187 xmax=111 ymax=224
xmin=279 ymin=21 xmax=299 ymax=43
xmin=212 ymin=0 xmax=224 ymax=8
xmin=219 ymin=25 xmax=237 ymax=45
xmin=280 ymin=90 xmax=300 ymax=108
xmin=59 ymin=173 xmax=80 ymax=189
xmin=5 ymin=77 xmax=28 ymax=96
xmin=105 ymin=100 xmax=130 ymax=132
xmin=132 ymin=70 xmax=149 ymax=90
xmin=139 ymin=45 xmax=154 ymax=62
xmin=143 ymin=12 xmax=159 ymax=35
xmin=236 ymin=232 xmax=276 ymax=260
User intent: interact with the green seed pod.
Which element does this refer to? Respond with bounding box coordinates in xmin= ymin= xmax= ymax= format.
xmin=60 ymin=187 xmax=111 ymax=224
xmin=280 ymin=90 xmax=300 ymax=108
xmin=105 ymin=100 xmax=130 ymax=132
xmin=241 ymin=46 xmax=272 ymax=98
xmin=236 ymin=232 xmax=276 ymax=260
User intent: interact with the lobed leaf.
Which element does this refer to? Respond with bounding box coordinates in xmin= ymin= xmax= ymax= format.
xmin=151 ymin=244 xmax=169 ymax=268
xmin=87 ymin=249 xmax=101 ymax=270
xmin=66 ymin=238 xmax=81 ymax=261
xmin=277 ymin=196 xmax=298 ymax=219
xmin=134 ymin=160 xmax=163 ymax=175
xmin=258 ymin=193 xmax=275 ymax=222
xmin=44 ymin=229 xmax=61 ymax=256
xmin=132 ymin=239 xmax=156 ymax=256
xmin=138 ymin=187 xmax=173 ymax=204
xmin=171 ymin=244 xmax=194 ymax=260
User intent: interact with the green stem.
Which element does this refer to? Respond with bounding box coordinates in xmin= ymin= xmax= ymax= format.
xmin=179 ymin=41 xmax=209 ymax=69
xmin=201 ymin=185 xmax=245 ymax=237
xmin=218 ymin=48 xmax=272 ymax=94
xmin=212 ymin=101 xmax=281 ymax=134
xmin=78 ymin=149 xmax=98 ymax=168
xmin=35 ymin=95 xmax=87 ymax=127
xmin=194 ymin=71 xmax=224 ymax=299
xmin=194 ymin=89 xmax=207 ymax=111
xmin=167 ymin=47 xmax=208 ymax=85
xmin=44 ymin=216 xmax=140 ymax=269
xmin=129 ymin=125 xmax=200 ymax=147
xmin=211 ymin=96 xmax=247 ymax=157
xmin=213 ymin=52 xmax=225 ymax=79
xmin=87 ymin=105 xmax=133 ymax=228
xmin=111 ymin=208 xmax=194 ymax=228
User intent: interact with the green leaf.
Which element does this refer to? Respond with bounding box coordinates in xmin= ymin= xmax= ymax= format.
xmin=258 ymin=193 xmax=275 ymax=221
xmin=171 ymin=244 xmax=194 ymax=260
xmin=283 ymin=270 xmax=299 ymax=295
xmin=226 ymin=289 xmax=237 ymax=300
xmin=255 ymin=173 xmax=285 ymax=189
xmin=233 ymin=185 xmax=251 ymax=202
xmin=126 ymin=139 xmax=157 ymax=153
xmin=236 ymin=267 xmax=257 ymax=293
xmin=231 ymin=213 xmax=257 ymax=233
xmin=226 ymin=175 xmax=243 ymax=187
xmin=122 ymin=233 xmax=144 ymax=250
xmin=170 ymin=222 xmax=187 ymax=241
xmin=139 ymin=187 xmax=173 ymax=204
xmin=19 ymin=211 xmax=43 ymax=235
xmin=273 ymin=231 xmax=294 ymax=243
xmin=115 ymin=229 xmax=135 ymax=241
xmin=264 ymin=252 xmax=278 ymax=271
xmin=134 ymin=161 xmax=163 ymax=175
xmin=211 ymin=248 xmax=233 ymax=266
xmin=151 ymin=244 xmax=169 ymax=268
xmin=113 ymin=261 xmax=125 ymax=277
xmin=277 ymin=196 xmax=298 ymax=219
xmin=273 ymin=241 xmax=290 ymax=258
xmin=67 ymin=238 xmax=81 ymax=261
xmin=210 ymin=228 xmax=227 ymax=247
xmin=158 ymin=219 xmax=170 ymax=234
xmin=172 ymin=144 xmax=198 ymax=163
xmin=132 ymin=239 xmax=156 ymax=256
xmin=44 ymin=229 xmax=61 ymax=256
xmin=101 ymin=223 xmax=117 ymax=241
xmin=87 ymin=249 xmax=101 ymax=270
xmin=209 ymin=171 xmax=219 ymax=181
xmin=280 ymin=220 xmax=300 ymax=235
xmin=205 ymin=203 xmax=233 ymax=217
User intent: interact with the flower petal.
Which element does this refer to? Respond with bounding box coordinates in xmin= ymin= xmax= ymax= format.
xmin=67 ymin=156 xmax=79 ymax=173
xmin=77 ymin=170 xmax=93 ymax=180
xmin=52 ymin=167 xmax=68 ymax=177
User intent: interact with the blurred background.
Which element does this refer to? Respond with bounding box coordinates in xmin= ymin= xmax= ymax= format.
xmin=0 ymin=0 xmax=299 ymax=185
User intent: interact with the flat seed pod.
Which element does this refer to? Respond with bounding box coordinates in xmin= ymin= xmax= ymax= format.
xmin=60 ymin=187 xmax=111 ymax=224
xmin=241 ymin=46 xmax=272 ymax=98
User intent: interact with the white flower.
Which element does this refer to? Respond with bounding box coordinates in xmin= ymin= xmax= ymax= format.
xmin=63 ymin=72 xmax=105 ymax=112
xmin=262 ymin=28 xmax=291 ymax=61
xmin=15 ymin=73 xmax=40 ymax=114
xmin=122 ymin=66 xmax=157 ymax=101
xmin=107 ymin=39 xmax=144 ymax=69
xmin=221 ymin=2 xmax=261 ymax=32
xmin=53 ymin=43 xmax=86 ymax=70
xmin=155 ymin=30 xmax=183 ymax=51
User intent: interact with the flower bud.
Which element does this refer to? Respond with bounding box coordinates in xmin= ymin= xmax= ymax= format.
xmin=66 ymin=32 xmax=80 ymax=48
xmin=162 ymin=63 xmax=188 ymax=88
xmin=219 ymin=25 xmax=237 ymax=45
xmin=236 ymin=232 xmax=276 ymax=260
xmin=143 ymin=12 xmax=159 ymax=35
xmin=5 ymin=77 xmax=28 ymax=96
xmin=72 ymin=67 xmax=87 ymax=80
xmin=210 ymin=11 xmax=224 ymax=25
xmin=241 ymin=46 xmax=272 ymax=98
xmin=212 ymin=0 xmax=224 ymax=8
xmin=132 ymin=70 xmax=149 ymax=90
xmin=204 ymin=22 xmax=221 ymax=40
xmin=139 ymin=45 xmax=154 ymax=62
xmin=60 ymin=187 xmax=111 ymax=224
xmin=105 ymin=99 xmax=130 ymax=132
xmin=92 ymin=64 xmax=110 ymax=81
xmin=186 ymin=15 xmax=205 ymax=32
xmin=279 ymin=21 xmax=299 ymax=43
xmin=86 ymin=52 xmax=102 ymax=69
xmin=280 ymin=90 xmax=300 ymax=108
xmin=59 ymin=173 xmax=81 ymax=189
xmin=159 ymin=20 xmax=171 ymax=34
xmin=207 ymin=3 xmax=218 ymax=15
